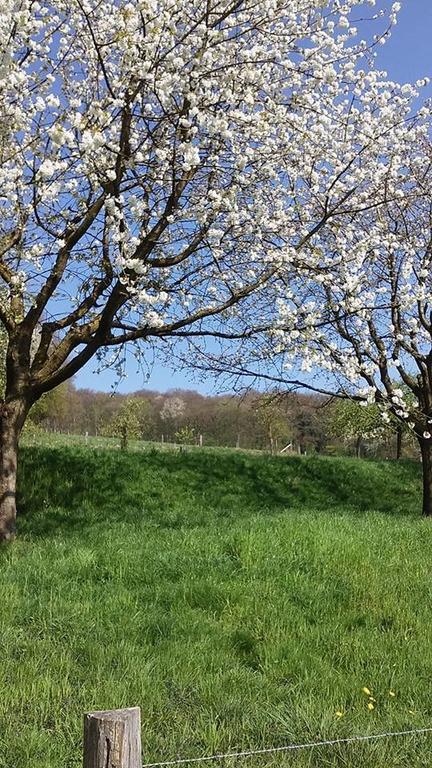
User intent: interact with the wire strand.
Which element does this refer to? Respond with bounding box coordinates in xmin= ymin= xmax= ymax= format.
xmin=142 ymin=727 xmax=432 ymax=768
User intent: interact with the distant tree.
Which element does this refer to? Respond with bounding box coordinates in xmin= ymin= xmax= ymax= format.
xmin=325 ymin=399 xmax=385 ymax=458
xmin=87 ymin=393 xmax=117 ymax=436
xmin=254 ymin=395 xmax=291 ymax=454
xmin=283 ymin=396 xmax=326 ymax=455
xmin=209 ymin=396 xmax=246 ymax=448
xmin=175 ymin=425 xmax=196 ymax=446
xmin=104 ymin=398 xmax=150 ymax=450
xmin=28 ymin=383 xmax=70 ymax=432
xmin=327 ymin=394 xmax=417 ymax=460
xmin=160 ymin=397 xmax=186 ymax=440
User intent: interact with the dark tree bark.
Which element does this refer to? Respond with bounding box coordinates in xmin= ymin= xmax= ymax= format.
xmin=419 ymin=438 xmax=432 ymax=518
xmin=0 ymin=398 xmax=29 ymax=541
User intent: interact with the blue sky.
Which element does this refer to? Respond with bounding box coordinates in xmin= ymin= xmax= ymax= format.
xmin=76 ymin=0 xmax=432 ymax=394
xmin=376 ymin=0 xmax=431 ymax=85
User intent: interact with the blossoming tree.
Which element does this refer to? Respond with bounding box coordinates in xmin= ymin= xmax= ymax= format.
xmin=207 ymin=123 xmax=432 ymax=514
xmin=277 ymin=133 xmax=432 ymax=515
xmin=0 ymin=0 xmax=418 ymax=538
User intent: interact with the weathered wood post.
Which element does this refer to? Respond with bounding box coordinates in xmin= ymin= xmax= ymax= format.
xmin=83 ymin=707 xmax=142 ymax=768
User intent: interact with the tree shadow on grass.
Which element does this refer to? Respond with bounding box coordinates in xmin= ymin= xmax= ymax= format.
xmin=17 ymin=445 xmax=422 ymax=538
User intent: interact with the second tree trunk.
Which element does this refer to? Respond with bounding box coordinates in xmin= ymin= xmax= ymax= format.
xmin=0 ymin=399 xmax=27 ymax=541
xmin=419 ymin=438 xmax=432 ymax=518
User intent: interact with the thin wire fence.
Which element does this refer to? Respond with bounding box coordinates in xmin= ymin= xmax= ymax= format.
xmin=141 ymin=727 xmax=432 ymax=768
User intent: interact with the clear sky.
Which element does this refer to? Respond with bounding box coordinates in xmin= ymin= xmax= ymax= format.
xmin=375 ymin=0 xmax=432 ymax=86
xmin=75 ymin=0 xmax=432 ymax=394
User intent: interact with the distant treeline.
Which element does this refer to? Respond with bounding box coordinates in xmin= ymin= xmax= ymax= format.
xmin=27 ymin=381 xmax=419 ymax=460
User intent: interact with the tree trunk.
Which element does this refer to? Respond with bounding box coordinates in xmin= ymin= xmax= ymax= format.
xmin=268 ymin=425 xmax=274 ymax=454
xmin=355 ymin=435 xmax=362 ymax=459
xmin=0 ymin=398 xmax=28 ymax=541
xmin=419 ymin=438 xmax=432 ymax=518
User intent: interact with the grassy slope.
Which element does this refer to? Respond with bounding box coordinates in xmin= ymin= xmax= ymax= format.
xmin=1 ymin=444 xmax=432 ymax=767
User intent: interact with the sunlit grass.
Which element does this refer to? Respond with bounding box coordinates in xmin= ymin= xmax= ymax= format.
xmin=0 ymin=442 xmax=431 ymax=767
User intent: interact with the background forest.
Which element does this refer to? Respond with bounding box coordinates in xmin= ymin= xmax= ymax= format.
xmin=26 ymin=381 xmax=418 ymax=461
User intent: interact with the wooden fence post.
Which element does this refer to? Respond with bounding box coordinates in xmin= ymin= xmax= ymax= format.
xmin=83 ymin=707 xmax=142 ymax=768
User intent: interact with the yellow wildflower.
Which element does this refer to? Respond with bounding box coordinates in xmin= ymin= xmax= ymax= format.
xmin=335 ymin=711 xmax=344 ymax=718
xmin=389 ymin=690 xmax=396 ymax=697
xmin=362 ymin=687 xmax=372 ymax=696
xmin=368 ymin=702 xmax=375 ymax=711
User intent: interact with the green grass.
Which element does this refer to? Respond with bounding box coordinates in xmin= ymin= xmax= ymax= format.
xmin=1 ymin=442 xmax=432 ymax=767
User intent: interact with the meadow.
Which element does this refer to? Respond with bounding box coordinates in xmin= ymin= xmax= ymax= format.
xmin=1 ymin=439 xmax=432 ymax=767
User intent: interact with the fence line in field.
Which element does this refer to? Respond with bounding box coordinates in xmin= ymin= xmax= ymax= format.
xmin=82 ymin=708 xmax=432 ymax=768
xmin=140 ymin=727 xmax=432 ymax=767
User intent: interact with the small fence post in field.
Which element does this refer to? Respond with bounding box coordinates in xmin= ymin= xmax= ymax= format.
xmin=83 ymin=707 xmax=142 ymax=768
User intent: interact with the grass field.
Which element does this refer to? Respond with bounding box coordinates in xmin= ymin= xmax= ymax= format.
xmin=1 ymin=440 xmax=432 ymax=767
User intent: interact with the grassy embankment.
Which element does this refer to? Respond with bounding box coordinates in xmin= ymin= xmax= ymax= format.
xmin=1 ymin=438 xmax=431 ymax=767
